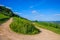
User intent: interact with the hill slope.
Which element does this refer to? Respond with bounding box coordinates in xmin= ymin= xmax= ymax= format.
xmin=0 ymin=6 xmax=14 ymax=24
xmin=10 ymin=17 xmax=40 ymax=34
xmin=34 ymin=21 xmax=60 ymax=34
xmin=0 ymin=18 xmax=60 ymax=40
xmin=0 ymin=6 xmax=40 ymax=34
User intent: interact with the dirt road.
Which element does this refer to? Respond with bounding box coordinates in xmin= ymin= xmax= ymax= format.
xmin=0 ymin=18 xmax=60 ymax=40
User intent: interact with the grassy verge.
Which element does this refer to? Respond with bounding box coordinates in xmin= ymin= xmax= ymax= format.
xmin=0 ymin=14 xmax=10 ymax=24
xmin=34 ymin=22 xmax=60 ymax=34
xmin=10 ymin=17 xmax=40 ymax=35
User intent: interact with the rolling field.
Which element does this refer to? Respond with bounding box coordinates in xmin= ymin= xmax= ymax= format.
xmin=34 ymin=21 xmax=60 ymax=34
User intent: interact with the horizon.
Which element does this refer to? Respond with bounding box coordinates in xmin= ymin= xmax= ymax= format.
xmin=0 ymin=0 xmax=60 ymax=21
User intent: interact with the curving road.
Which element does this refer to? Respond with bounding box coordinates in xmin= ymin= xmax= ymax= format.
xmin=0 ymin=18 xmax=60 ymax=40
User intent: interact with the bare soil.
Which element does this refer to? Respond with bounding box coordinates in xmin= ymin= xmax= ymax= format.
xmin=0 ymin=18 xmax=60 ymax=40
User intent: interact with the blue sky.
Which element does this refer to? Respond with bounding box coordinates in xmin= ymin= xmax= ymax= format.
xmin=0 ymin=0 xmax=60 ymax=21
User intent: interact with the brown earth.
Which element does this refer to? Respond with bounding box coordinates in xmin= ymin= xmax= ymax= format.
xmin=0 ymin=18 xmax=60 ymax=40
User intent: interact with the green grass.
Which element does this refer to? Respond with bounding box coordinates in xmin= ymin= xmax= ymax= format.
xmin=0 ymin=14 xmax=9 ymax=19
xmin=10 ymin=17 xmax=40 ymax=35
xmin=0 ymin=13 xmax=10 ymax=24
xmin=34 ymin=22 xmax=60 ymax=34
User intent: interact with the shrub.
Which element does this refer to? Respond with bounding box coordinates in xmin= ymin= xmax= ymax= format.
xmin=10 ymin=17 xmax=40 ymax=35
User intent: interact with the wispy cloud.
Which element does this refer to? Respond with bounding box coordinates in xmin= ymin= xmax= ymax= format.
xmin=0 ymin=4 xmax=12 ymax=9
xmin=6 ymin=6 xmax=12 ymax=9
xmin=31 ymin=10 xmax=45 ymax=20
xmin=32 ymin=10 xmax=37 ymax=14
xmin=54 ymin=14 xmax=60 ymax=16
xmin=14 ymin=12 xmax=22 ymax=14
xmin=0 ymin=4 xmax=4 ymax=6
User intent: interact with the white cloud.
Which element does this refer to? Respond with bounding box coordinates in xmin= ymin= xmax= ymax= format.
xmin=32 ymin=11 xmax=44 ymax=19
xmin=14 ymin=12 xmax=22 ymax=14
xmin=0 ymin=4 xmax=12 ymax=9
xmin=31 ymin=10 xmax=44 ymax=18
xmin=6 ymin=6 xmax=12 ymax=9
xmin=0 ymin=4 xmax=4 ymax=6
xmin=35 ymin=14 xmax=44 ymax=17
xmin=32 ymin=10 xmax=38 ymax=14
xmin=54 ymin=14 xmax=60 ymax=16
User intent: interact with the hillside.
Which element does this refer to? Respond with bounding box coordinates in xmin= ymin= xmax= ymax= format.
xmin=49 ymin=21 xmax=60 ymax=24
xmin=0 ymin=6 xmax=60 ymax=40
xmin=34 ymin=21 xmax=60 ymax=34
xmin=0 ymin=6 xmax=40 ymax=34
xmin=0 ymin=18 xmax=60 ymax=40
xmin=0 ymin=6 xmax=19 ymax=24
xmin=0 ymin=14 xmax=9 ymax=24
xmin=0 ymin=6 xmax=14 ymax=17
xmin=0 ymin=6 xmax=13 ymax=24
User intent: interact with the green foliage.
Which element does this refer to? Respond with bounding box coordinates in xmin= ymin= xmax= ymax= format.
xmin=0 ymin=14 xmax=9 ymax=19
xmin=0 ymin=6 xmax=13 ymax=24
xmin=0 ymin=6 xmax=19 ymax=24
xmin=34 ymin=21 xmax=60 ymax=34
xmin=0 ymin=14 xmax=9 ymax=24
xmin=0 ymin=6 xmax=40 ymax=35
xmin=35 ymin=21 xmax=60 ymax=29
xmin=0 ymin=6 xmax=20 ymax=17
xmin=0 ymin=6 xmax=14 ymax=17
xmin=10 ymin=17 xmax=40 ymax=35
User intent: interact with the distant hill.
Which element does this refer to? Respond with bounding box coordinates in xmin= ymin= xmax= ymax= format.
xmin=50 ymin=21 xmax=60 ymax=24
xmin=34 ymin=21 xmax=60 ymax=34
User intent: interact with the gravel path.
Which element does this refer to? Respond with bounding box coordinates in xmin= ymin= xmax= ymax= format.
xmin=0 ymin=18 xmax=60 ymax=40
